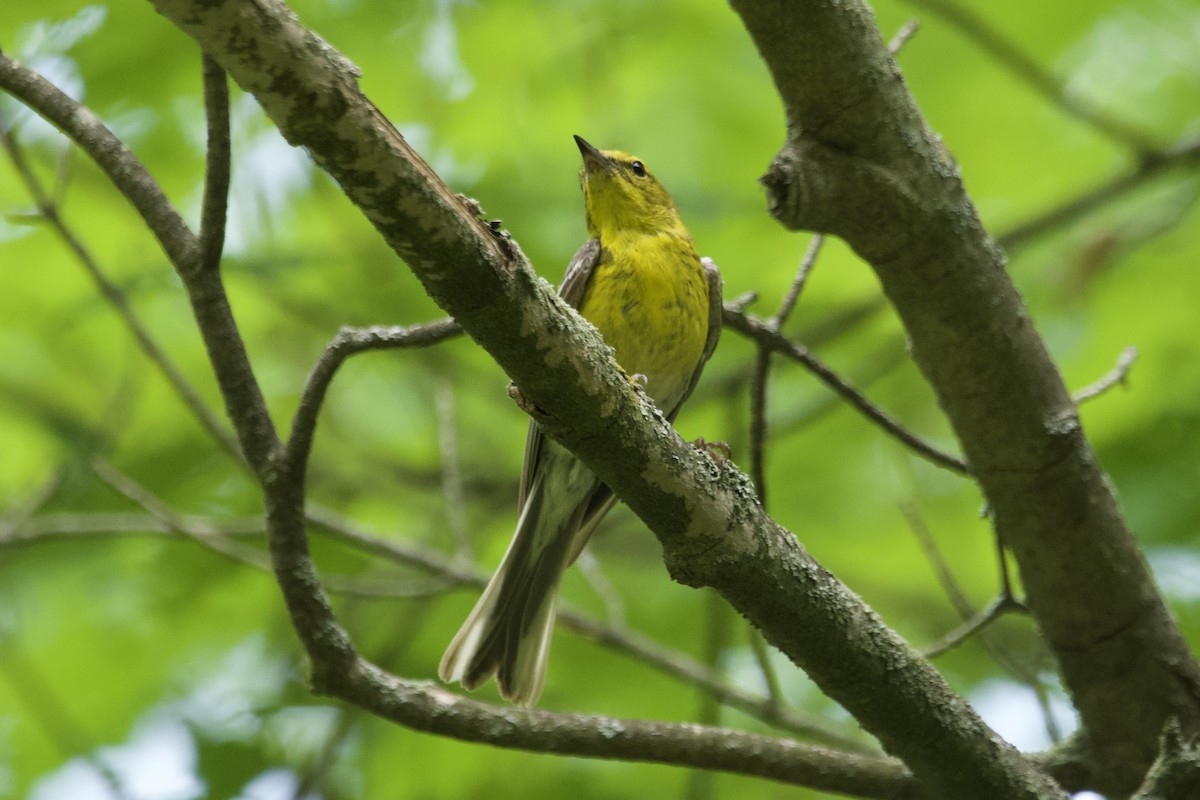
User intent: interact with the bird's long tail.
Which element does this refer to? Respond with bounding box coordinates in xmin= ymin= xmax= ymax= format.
xmin=438 ymin=475 xmax=578 ymax=706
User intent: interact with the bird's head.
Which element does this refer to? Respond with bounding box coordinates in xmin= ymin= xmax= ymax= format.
xmin=575 ymin=135 xmax=683 ymax=240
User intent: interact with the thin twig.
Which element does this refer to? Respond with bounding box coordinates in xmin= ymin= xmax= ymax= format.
xmin=748 ymin=345 xmax=772 ymax=505
xmin=900 ymin=503 xmax=1063 ymax=742
xmin=922 ymin=594 xmax=1026 ymax=659
xmin=0 ymin=53 xmax=279 ymax=474
xmin=91 ymin=457 xmax=273 ymax=569
xmin=0 ymin=469 xmax=65 ymax=538
xmin=301 ymin=505 xmax=860 ymax=743
xmin=291 ymin=707 xmax=357 ymax=799
xmin=306 ymin=506 xmax=868 ymax=746
xmin=558 ymin=608 xmax=874 ymax=753
xmin=0 ymin=54 xmax=198 ymax=267
xmin=2 ymin=502 xmax=867 ymax=748
xmin=887 ymin=18 xmax=921 ymax=55
xmin=286 ymin=321 xmax=462 ymax=478
xmin=902 ymin=502 xmax=1029 ymax=649
xmin=750 ymin=235 xmax=826 ymax=506
xmin=575 ymin=550 xmax=627 ymax=627
xmin=748 ymin=628 xmax=786 ymax=707
xmin=995 ymin=525 xmax=1016 ymax=601
xmin=3 ymin=511 xmax=265 ymax=542
xmin=775 ymin=235 xmax=824 ymax=329
xmin=726 ymin=308 xmax=969 ymax=474
xmin=1072 ymin=346 xmax=1138 ymax=405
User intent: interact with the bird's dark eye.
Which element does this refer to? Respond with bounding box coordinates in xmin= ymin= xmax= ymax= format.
xmin=630 ymin=161 xmax=646 ymax=177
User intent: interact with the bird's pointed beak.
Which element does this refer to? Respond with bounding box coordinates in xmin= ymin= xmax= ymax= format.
xmin=574 ymin=135 xmax=611 ymax=174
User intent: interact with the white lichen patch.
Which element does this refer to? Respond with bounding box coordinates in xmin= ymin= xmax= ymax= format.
xmin=1044 ymin=408 xmax=1081 ymax=436
xmin=639 ymin=441 xmax=737 ymax=542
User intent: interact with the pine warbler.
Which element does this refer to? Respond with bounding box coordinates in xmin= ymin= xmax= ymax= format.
xmin=439 ymin=135 xmax=722 ymax=705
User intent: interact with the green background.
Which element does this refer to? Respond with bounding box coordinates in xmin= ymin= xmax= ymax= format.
xmin=2 ymin=1 xmax=1198 ymax=797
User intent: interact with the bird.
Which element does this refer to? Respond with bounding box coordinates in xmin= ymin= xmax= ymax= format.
xmin=438 ymin=135 xmax=722 ymax=706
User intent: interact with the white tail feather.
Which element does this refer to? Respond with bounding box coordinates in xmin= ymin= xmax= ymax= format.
xmin=439 ymin=446 xmax=595 ymax=706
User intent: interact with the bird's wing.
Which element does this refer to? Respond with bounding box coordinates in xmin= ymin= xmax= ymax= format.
xmin=559 ymin=238 xmax=602 ymax=309
xmin=517 ymin=239 xmax=603 ymax=511
xmin=665 ymin=256 xmax=723 ymax=423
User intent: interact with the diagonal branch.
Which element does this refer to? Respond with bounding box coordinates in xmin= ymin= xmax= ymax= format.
xmin=725 ymin=308 xmax=968 ymax=474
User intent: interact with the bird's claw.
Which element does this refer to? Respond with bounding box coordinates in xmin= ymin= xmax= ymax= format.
xmin=508 ymin=382 xmax=543 ymax=417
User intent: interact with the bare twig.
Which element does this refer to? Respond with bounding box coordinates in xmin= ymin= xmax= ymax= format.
xmin=0 ymin=54 xmax=197 ymax=267
xmin=0 ymin=53 xmax=278 ymax=474
xmin=887 ymin=18 xmax=921 ymax=55
xmin=922 ymin=594 xmax=1027 ymax=659
xmin=726 ymin=308 xmax=969 ymax=474
xmin=4 ymin=502 xmax=865 ymax=748
xmin=748 ymin=345 xmax=772 ymax=504
xmin=1073 ymin=346 xmax=1138 ymax=405
xmin=91 ymin=457 xmax=273 ymax=570
xmin=901 ymin=505 xmax=1062 ymax=742
xmin=306 ymin=508 xmax=868 ymax=748
xmin=776 ymin=235 xmax=824 ymax=330
xmin=901 ymin=502 xmax=1028 ymax=653
xmin=340 ymin=663 xmax=914 ymax=798
xmin=575 ymin=550 xmax=627 ymax=627
xmin=287 ymin=321 xmax=462 ymax=478
xmin=749 ymin=628 xmax=786 ymax=707
xmin=1 ymin=511 xmax=264 ymax=542
xmin=750 ymin=235 xmax=827 ymax=505
xmin=0 ymin=469 xmax=65 ymax=538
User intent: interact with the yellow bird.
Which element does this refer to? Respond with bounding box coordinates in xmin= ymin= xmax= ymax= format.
xmin=439 ymin=135 xmax=722 ymax=705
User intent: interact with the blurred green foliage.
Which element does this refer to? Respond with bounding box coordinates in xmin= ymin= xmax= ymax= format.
xmin=1 ymin=1 xmax=1198 ymax=798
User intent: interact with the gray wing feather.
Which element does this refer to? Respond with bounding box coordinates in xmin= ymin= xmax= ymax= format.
xmin=517 ymin=239 xmax=602 ymax=511
xmin=665 ymin=256 xmax=723 ymax=422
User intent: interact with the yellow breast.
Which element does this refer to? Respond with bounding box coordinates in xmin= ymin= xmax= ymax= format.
xmin=577 ymin=230 xmax=709 ymax=413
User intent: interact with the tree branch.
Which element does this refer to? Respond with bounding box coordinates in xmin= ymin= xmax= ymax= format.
xmin=0 ymin=52 xmax=278 ymax=476
xmin=341 ymin=669 xmax=922 ymax=799
xmin=0 ymin=119 xmax=243 ymax=461
xmin=725 ymin=308 xmax=968 ymax=474
xmin=198 ymin=53 xmax=231 ymax=273
xmin=732 ymin=0 xmax=1200 ymax=794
